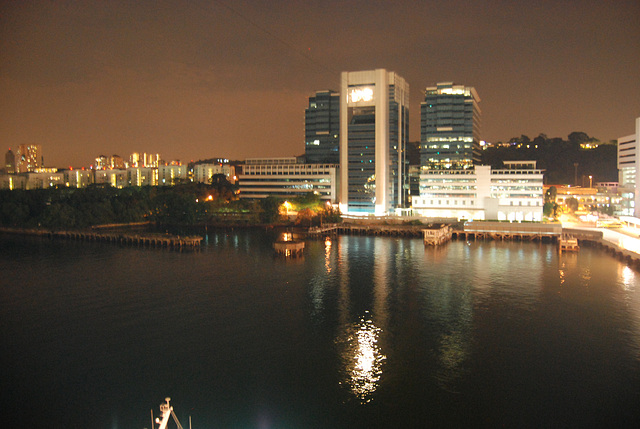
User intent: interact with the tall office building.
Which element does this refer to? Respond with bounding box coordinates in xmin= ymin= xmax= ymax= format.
xmin=16 ymin=144 xmax=42 ymax=173
xmin=305 ymin=90 xmax=340 ymax=164
xmin=340 ymin=69 xmax=409 ymax=215
xmin=420 ymin=82 xmax=480 ymax=170
xmin=5 ymin=149 xmax=15 ymax=174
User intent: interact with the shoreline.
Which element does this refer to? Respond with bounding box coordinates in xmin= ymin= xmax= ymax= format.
xmin=3 ymin=223 xmax=640 ymax=270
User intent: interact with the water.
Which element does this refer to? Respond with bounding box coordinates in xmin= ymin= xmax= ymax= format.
xmin=1 ymin=231 xmax=639 ymax=428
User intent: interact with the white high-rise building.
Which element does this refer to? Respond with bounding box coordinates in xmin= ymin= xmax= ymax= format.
xmin=339 ymin=69 xmax=409 ymax=215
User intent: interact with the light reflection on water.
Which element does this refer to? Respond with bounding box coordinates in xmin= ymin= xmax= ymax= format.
xmin=338 ymin=314 xmax=386 ymax=402
xmin=333 ymin=236 xmax=393 ymax=403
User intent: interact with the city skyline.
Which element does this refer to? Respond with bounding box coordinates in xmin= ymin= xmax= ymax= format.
xmin=1 ymin=0 xmax=639 ymax=168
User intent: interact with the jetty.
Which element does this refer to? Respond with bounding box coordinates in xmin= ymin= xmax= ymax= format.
xmin=455 ymin=221 xmax=562 ymax=242
xmin=0 ymin=227 xmax=203 ymax=249
xmin=422 ymin=224 xmax=453 ymax=246
xmin=308 ymin=223 xmax=426 ymax=238
xmin=558 ymin=233 xmax=580 ymax=252
xmin=274 ymin=232 xmax=305 ymax=257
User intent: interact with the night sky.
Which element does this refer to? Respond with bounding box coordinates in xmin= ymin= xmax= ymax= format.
xmin=1 ymin=0 xmax=639 ymax=168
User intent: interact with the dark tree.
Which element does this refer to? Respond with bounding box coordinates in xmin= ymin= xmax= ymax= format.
xmin=259 ymin=196 xmax=282 ymax=224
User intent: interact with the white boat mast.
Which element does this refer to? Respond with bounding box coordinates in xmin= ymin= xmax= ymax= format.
xmin=154 ymin=397 xmax=184 ymax=429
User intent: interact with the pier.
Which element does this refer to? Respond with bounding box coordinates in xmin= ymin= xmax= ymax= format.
xmin=558 ymin=233 xmax=580 ymax=252
xmin=0 ymin=227 xmax=203 ymax=249
xmin=422 ymin=224 xmax=453 ymax=246
xmin=308 ymin=223 xmax=427 ymax=238
xmin=455 ymin=221 xmax=562 ymax=242
xmin=274 ymin=232 xmax=305 ymax=257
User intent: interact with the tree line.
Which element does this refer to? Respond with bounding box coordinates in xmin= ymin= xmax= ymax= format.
xmin=0 ymin=175 xmax=341 ymax=230
xmin=481 ymin=131 xmax=617 ymax=184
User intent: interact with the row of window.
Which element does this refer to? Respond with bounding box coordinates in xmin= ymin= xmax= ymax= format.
xmin=240 ymin=184 xmax=331 ymax=190
xmin=420 ymin=199 xmax=541 ymax=207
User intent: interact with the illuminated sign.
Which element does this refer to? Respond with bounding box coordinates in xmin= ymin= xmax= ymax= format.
xmin=349 ymin=86 xmax=374 ymax=103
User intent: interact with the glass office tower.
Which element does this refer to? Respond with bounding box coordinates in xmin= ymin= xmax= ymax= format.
xmin=340 ymin=69 xmax=409 ymax=215
xmin=305 ymin=90 xmax=340 ymax=164
xmin=420 ymin=82 xmax=480 ymax=170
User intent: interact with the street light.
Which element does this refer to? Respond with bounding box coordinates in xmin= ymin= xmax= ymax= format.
xmin=589 ymin=175 xmax=593 ymax=188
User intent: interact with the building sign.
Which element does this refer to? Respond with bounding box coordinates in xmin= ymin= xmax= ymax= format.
xmin=349 ymin=86 xmax=374 ymax=103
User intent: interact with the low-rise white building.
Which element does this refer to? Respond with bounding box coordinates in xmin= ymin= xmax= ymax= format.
xmin=238 ymin=157 xmax=339 ymax=202
xmin=412 ymin=161 xmax=544 ymax=221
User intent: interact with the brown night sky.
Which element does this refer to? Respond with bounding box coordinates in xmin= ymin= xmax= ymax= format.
xmin=1 ymin=0 xmax=639 ymax=168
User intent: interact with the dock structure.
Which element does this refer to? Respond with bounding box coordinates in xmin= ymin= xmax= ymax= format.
xmin=273 ymin=240 xmax=305 ymax=257
xmin=558 ymin=234 xmax=580 ymax=252
xmin=456 ymin=221 xmax=562 ymax=242
xmin=308 ymin=223 xmax=426 ymax=238
xmin=422 ymin=224 xmax=453 ymax=246
xmin=274 ymin=232 xmax=305 ymax=257
xmin=0 ymin=227 xmax=203 ymax=249
xmin=307 ymin=223 xmax=340 ymax=236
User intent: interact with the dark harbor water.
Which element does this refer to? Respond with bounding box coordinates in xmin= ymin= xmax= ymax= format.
xmin=2 ymin=230 xmax=640 ymax=428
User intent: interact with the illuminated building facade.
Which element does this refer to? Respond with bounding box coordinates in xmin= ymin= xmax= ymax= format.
xmin=25 ymin=171 xmax=65 ymax=189
xmin=618 ymin=133 xmax=635 ymax=187
xmin=16 ymin=144 xmax=42 ymax=173
xmin=130 ymin=152 xmax=140 ymax=168
xmin=95 ymin=169 xmax=127 ymax=188
xmin=412 ymin=161 xmax=544 ymax=221
xmin=617 ymin=117 xmax=640 ymax=216
xmin=340 ymin=69 xmax=409 ymax=215
xmin=305 ymin=90 xmax=340 ymax=164
xmin=95 ymin=154 xmax=126 ymax=170
xmin=193 ymin=162 xmax=235 ymax=184
xmin=551 ymin=185 xmax=620 ymax=215
xmin=110 ymin=155 xmax=126 ymax=169
xmin=5 ymin=149 xmax=15 ymax=174
xmin=129 ymin=152 xmax=160 ymax=168
xmin=0 ymin=174 xmax=27 ymax=190
xmin=127 ymin=167 xmax=157 ymax=187
xmin=64 ymin=169 xmax=94 ymax=188
xmin=238 ymin=157 xmax=338 ymax=202
xmin=420 ymin=82 xmax=480 ymax=170
xmin=159 ymin=164 xmax=187 ymax=186
xmin=95 ymin=155 xmax=108 ymax=170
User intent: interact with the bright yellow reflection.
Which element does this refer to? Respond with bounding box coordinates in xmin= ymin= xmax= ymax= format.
xmin=340 ymin=316 xmax=386 ymax=402
xmin=324 ymin=238 xmax=332 ymax=272
xmin=620 ymin=265 xmax=635 ymax=291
